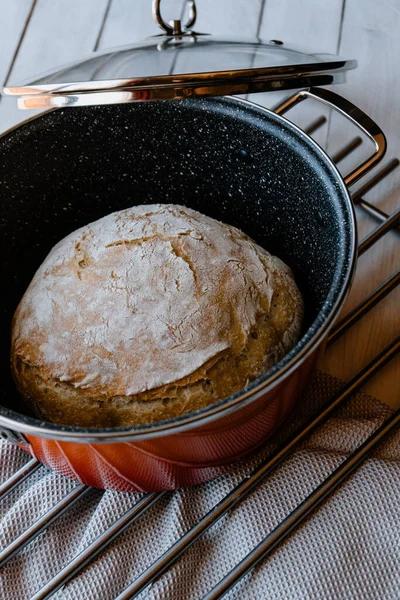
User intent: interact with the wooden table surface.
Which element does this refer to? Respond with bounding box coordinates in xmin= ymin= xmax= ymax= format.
xmin=1 ymin=0 xmax=398 ymax=408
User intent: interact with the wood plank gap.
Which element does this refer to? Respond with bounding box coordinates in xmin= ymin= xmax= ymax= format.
xmin=256 ymin=0 xmax=268 ymax=40
xmin=94 ymin=0 xmax=114 ymax=51
xmin=167 ymin=1 xmax=189 ymax=76
xmin=3 ymin=0 xmax=37 ymax=87
xmin=336 ymin=0 xmax=347 ymax=54
xmin=180 ymin=0 xmax=188 ymax=20
xmin=247 ymin=0 xmax=268 ymax=84
xmin=326 ymin=0 xmax=347 ymax=152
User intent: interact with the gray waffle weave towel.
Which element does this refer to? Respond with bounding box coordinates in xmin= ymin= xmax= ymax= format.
xmin=1 ymin=371 xmax=399 ymax=600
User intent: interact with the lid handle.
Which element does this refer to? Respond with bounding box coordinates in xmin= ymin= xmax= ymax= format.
xmin=152 ymin=0 xmax=197 ymax=36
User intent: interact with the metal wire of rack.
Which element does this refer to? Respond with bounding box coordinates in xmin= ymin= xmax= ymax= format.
xmin=0 ymin=113 xmax=399 ymax=600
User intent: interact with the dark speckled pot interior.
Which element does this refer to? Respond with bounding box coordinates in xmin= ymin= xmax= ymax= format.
xmin=0 ymin=96 xmax=355 ymax=431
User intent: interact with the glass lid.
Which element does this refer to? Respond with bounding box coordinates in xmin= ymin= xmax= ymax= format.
xmin=4 ymin=0 xmax=356 ymax=110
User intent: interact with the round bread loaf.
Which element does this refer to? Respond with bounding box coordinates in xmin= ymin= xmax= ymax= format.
xmin=11 ymin=204 xmax=303 ymax=428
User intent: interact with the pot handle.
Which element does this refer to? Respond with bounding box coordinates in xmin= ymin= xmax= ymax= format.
xmin=274 ymin=87 xmax=387 ymax=187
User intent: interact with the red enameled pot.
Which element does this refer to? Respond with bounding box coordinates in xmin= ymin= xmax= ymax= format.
xmin=0 ymin=87 xmax=385 ymax=491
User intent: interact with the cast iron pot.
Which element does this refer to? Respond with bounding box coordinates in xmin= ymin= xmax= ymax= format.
xmin=0 ymin=87 xmax=385 ymax=492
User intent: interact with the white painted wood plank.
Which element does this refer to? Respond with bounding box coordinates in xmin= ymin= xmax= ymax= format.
xmin=0 ymin=0 xmax=34 ymax=85
xmin=98 ymin=0 xmax=185 ymax=49
xmin=322 ymin=0 xmax=400 ymax=408
xmin=260 ymin=0 xmax=343 ymax=52
xmin=193 ymin=0 xmax=262 ymax=36
xmin=254 ymin=0 xmax=344 ymax=147
xmin=0 ymin=0 xmax=109 ymax=133
xmin=9 ymin=0 xmax=109 ymax=83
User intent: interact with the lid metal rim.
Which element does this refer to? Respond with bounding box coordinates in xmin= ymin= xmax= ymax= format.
xmin=16 ymin=75 xmax=343 ymax=109
xmin=4 ymin=59 xmax=356 ymax=97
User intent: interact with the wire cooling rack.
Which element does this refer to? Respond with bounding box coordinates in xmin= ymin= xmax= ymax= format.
xmin=0 ymin=111 xmax=399 ymax=600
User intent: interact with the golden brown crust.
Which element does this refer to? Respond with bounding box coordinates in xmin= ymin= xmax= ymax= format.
xmin=11 ymin=204 xmax=303 ymax=427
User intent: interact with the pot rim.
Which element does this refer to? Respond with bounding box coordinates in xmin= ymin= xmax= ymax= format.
xmin=0 ymin=96 xmax=357 ymax=443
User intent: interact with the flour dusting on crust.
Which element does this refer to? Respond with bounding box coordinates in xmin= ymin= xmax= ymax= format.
xmin=12 ymin=204 xmax=303 ymax=401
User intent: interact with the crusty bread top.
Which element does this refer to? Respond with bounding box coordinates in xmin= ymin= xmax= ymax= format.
xmin=12 ymin=204 xmax=303 ymax=402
